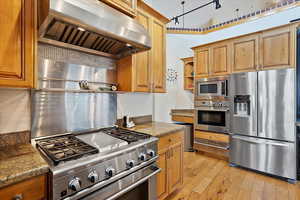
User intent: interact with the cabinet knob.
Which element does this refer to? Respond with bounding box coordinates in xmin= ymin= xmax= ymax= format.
xmin=13 ymin=194 xmax=23 ymax=200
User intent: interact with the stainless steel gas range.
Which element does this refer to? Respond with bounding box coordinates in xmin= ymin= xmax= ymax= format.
xmin=31 ymin=42 xmax=160 ymax=199
xmin=33 ymin=128 xmax=160 ymax=200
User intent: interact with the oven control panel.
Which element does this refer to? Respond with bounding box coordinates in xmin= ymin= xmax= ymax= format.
xmin=52 ymin=141 xmax=158 ymax=200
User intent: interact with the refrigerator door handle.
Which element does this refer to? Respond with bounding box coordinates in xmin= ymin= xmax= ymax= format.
xmin=232 ymin=136 xmax=263 ymax=144
xmin=232 ymin=136 xmax=290 ymax=147
xmin=264 ymin=142 xmax=290 ymax=147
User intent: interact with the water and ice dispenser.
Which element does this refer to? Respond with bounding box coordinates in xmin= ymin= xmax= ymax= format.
xmin=234 ymin=95 xmax=250 ymax=116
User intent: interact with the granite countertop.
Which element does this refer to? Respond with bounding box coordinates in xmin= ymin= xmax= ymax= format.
xmin=128 ymin=121 xmax=185 ymax=137
xmin=170 ymin=109 xmax=194 ymax=117
xmin=0 ymin=144 xmax=49 ymax=188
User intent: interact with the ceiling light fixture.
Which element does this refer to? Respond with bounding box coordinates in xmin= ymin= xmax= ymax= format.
xmin=170 ymin=0 xmax=222 ymax=25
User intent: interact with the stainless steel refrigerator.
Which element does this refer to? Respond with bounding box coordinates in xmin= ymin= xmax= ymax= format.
xmin=229 ymin=68 xmax=296 ymax=181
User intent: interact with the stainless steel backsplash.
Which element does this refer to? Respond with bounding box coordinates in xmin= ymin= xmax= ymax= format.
xmin=31 ymin=44 xmax=117 ymax=138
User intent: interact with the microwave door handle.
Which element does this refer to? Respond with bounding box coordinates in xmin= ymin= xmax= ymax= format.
xmin=225 ymin=80 xmax=228 ymax=97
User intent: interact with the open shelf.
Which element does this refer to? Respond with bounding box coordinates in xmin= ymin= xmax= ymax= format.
xmin=181 ymin=57 xmax=194 ymax=91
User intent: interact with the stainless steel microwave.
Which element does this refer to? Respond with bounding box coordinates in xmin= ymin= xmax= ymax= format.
xmin=195 ymin=77 xmax=229 ymax=100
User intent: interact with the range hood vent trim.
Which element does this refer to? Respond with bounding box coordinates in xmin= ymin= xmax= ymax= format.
xmin=38 ymin=0 xmax=151 ymax=58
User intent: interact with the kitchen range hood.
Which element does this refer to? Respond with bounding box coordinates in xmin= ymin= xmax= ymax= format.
xmin=38 ymin=0 xmax=151 ymax=58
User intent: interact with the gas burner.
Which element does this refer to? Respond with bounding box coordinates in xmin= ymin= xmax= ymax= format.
xmin=101 ymin=127 xmax=151 ymax=143
xmin=36 ymin=135 xmax=99 ymax=165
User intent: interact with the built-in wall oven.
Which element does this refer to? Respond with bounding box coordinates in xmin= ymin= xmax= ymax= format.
xmin=195 ymin=77 xmax=229 ymax=100
xmin=194 ymin=100 xmax=230 ymax=133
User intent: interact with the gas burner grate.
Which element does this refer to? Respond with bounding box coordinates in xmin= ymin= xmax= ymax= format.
xmin=101 ymin=128 xmax=151 ymax=143
xmin=36 ymin=135 xmax=99 ymax=165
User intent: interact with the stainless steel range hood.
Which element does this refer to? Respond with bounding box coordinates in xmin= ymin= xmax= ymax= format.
xmin=38 ymin=0 xmax=151 ymax=58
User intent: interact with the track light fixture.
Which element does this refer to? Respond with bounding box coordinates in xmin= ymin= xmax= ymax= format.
xmin=170 ymin=0 xmax=222 ymax=24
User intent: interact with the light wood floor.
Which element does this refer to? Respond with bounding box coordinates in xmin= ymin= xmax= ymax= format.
xmin=166 ymin=152 xmax=300 ymax=200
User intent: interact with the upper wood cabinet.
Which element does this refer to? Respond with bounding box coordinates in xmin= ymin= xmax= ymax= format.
xmin=152 ymin=18 xmax=166 ymax=93
xmin=117 ymin=0 xmax=169 ymax=93
xmin=232 ymin=34 xmax=259 ymax=73
xmin=101 ymin=0 xmax=137 ymax=17
xmin=194 ymin=47 xmax=210 ymax=78
xmin=192 ymin=23 xmax=297 ymax=77
xmin=0 ymin=0 xmax=35 ymax=88
xmin=210 ymin=42 xmax=231 ymax=76
xmin=194 ymin=42 xmax=231 ymax=78
xmin=260 ymin=25 xmax=296 ymax=70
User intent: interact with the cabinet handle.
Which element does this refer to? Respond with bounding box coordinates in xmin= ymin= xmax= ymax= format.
xmin=13 ymin=194 xmax=23 ymax=200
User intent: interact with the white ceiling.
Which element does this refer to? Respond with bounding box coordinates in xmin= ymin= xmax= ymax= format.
xmin=144 ymin=0 xmax=282 ymax=28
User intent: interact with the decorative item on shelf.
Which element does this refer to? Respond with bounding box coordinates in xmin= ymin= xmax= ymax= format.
xmin=79 ymin=80 xmax=117 ymax=91
xmin=167 ymin=68 xmax=178 ymax=83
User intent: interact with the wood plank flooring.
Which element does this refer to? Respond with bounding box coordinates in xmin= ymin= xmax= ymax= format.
xmin=166 ymin=152 xmax=300 ymax=200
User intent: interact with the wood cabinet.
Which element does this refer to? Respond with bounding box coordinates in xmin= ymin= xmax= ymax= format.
xmin=194 ymin=130 xmax=229 ymax=160
xmin=152 ymin=18 xmax=166 ymax=93
xmin=194 ymin=47 xmax=210 ymax=77
xmin=0 ymin=175 xmax=47 ymax=200
xmin=260 ymin=25 xmax=296 ymax=70
xmin=157 ymin=131 xmax=183 ymax=200
xmin=232 ymin=34 xmax=259 ymax=73
xmin=192 ymin=24 xmax=296 ymax=77
xmin=194 ymin=42 xmax=231 ymax=78
xmin=210 ymin=42 xmax=231 ymax=76
xmin=0 ymin=0 xmax=35 ymax=88
xmin=101 ymin=0 xmax=137 ymax=17
xmin=117 ymin=0 xmax=169 ymax=93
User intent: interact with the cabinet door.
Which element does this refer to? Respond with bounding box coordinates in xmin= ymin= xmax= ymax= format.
xmin=210 ymin=42 xmax=231 ymax=76
xmin=152 ymin=19 xmax=166 ymax=93
xmin=232 ymin=34 xmax=259 ymax=73
xmin=260 ymin=25 xmax=295 ymax=69
xmin=157 ymin=149 xmax=168 ymax=200
xmin=101 ymin=0 xmax=137 ymax=17
xmin=194 ymin=48 xmax=210 ymax=78
xmin=168 ymin=142 xmax=183 ymax=194
xmin=133 ymin=10 xmax=151 ymax=92
xmin=0 ymin=0 xmax=34 ymax=87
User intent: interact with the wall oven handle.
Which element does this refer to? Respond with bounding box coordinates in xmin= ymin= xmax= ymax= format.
xmin=106 ymin=166 xmax=161 ymax=200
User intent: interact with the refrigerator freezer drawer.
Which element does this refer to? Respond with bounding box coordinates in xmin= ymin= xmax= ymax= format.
xmin=230 ymin=135 xmax=296 ymax=180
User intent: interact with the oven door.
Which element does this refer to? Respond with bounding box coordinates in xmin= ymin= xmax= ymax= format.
xmin=65 ymin=164 xmax=161 ymax=200
xmin=195 ymin=107 xmax=230 ymax=133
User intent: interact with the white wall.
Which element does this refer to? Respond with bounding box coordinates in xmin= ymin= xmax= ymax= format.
xmin=0 ymin=89 xmax=30 ymax=134
xmin=117 ymin=93 xmax=153 ymax=119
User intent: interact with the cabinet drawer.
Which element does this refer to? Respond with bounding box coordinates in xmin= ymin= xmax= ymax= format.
xmin=0 ymin=175 xmax=47 ymax=200
xmin=194 ymin=131 xmax=229 ymax=143
xmin=171 ymin=115 xmax=193 ymax=123
xmin=158 ymin=131 xmax=183 ymax=151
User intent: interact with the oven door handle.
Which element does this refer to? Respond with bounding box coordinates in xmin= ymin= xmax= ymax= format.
xmin=196 ymin=107 xmax=229 ymax=112
xmin=106 ymin=166 xmax=161 ymax=200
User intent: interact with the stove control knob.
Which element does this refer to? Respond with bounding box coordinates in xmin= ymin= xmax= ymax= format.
xmin=126 ymin=159 xmax=136 ymax=168
xmin=69 ymin=177 xmax=81 ymax=191
xmin=139 ymin=153 xmax=147 ymax=161
xmin=147 ymin=149 xmax=155 ymax=157
xmin=105 ymin=167 xmax=116 ymax=177
xmin=88 ymin=170 xmax=99 ymax=183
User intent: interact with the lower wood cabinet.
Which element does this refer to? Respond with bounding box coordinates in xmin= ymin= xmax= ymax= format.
xmin=0 ymin=175 xmax=47 ymax=200
xmin=157 ymin=131 xmax=183 ymax=200
xmin=194 ymin=130 xmax=229 ymax=160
